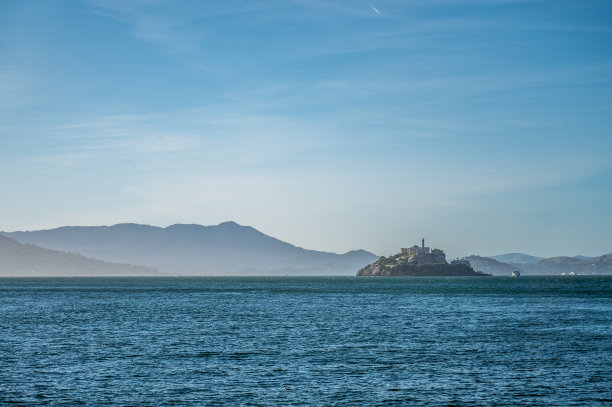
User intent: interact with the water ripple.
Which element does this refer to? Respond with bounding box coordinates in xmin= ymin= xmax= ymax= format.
xmin=0 ymin=276 xmax=610 ymax=405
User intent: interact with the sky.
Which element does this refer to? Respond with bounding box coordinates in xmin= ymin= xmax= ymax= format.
xmin=1 ymin=0 xmax=611 ymax=259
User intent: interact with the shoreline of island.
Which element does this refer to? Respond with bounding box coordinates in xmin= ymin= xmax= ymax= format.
xmin=357 ymin=239 xmax=490 ymax=277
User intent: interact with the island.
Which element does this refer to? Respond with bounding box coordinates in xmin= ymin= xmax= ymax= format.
xmin=357 ymin=239 xmax=490 ymax=276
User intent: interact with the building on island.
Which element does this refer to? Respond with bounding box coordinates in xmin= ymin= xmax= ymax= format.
xmin=401 ymin=238 xmax=430 ymax=255
xmin=431 ymin=248 xmax=446 ymax=258
xmin=400 ymin=239 xmax=447 ymax=263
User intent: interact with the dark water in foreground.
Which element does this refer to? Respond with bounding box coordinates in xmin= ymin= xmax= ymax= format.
xmin=1 ymin=276 xmax=611 ymax=406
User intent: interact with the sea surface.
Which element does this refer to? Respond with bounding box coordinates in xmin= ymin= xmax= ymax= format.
xmin=0 ymin=276 xmax=610 ymax=406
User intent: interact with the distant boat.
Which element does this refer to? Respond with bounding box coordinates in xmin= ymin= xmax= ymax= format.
xmin=512 ymin=270 xmax=520 ymax=277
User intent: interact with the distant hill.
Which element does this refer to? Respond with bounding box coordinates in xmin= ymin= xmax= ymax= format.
xmin=0 ymin=235 xmax=157 ymax=277
xmin=489 ymin=253 xmax=543 ymax=264
xmin=468 ymin=253 xmax=612 ymax=275
xmin=521 ymin=255 xmax=612 ymax=275
xmin=465 ymin=255 xmax=518 ymax=276
xmin=1 ymin=222 xmax=378 ymax=276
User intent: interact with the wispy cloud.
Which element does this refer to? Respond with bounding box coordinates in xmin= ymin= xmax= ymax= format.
xmin=90 ymin=1 xmax=203 ymax=55
xmin=0 ymin=65 xmax=49 ymax=110
xmin=89 ymin=0 xmax=282 ymax=57
xmin=14 ymin=100 xmax=334 ymax=177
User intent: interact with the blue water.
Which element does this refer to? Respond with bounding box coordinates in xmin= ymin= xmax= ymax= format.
xmin=1 ymin=276 xmax=610 ymax=406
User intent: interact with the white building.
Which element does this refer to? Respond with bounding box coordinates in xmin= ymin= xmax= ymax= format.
xmin=401 ymin=238 xmax=430 ymax=255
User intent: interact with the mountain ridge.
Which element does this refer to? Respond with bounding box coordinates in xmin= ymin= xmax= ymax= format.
xmin=489 ymin=253 xmax=543 ymax=264
xmin=1 ymin=222 xmax=377 ymax=276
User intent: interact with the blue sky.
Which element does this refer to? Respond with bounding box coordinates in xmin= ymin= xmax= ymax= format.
xmin=1 ymin=0 xmax=611 ymax=258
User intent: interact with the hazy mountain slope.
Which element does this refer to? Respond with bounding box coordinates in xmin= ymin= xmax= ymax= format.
xmin=490 ymin=253 xmax=543 ymax=264
xmin=469 ymin=253 xmax=612 ymax=275
xmin=0 ymin=235 xmax=157 ymax=277
xmin=464 ymin=255 xmax=518 ymax=276
xmin=2 ymin=222 xmax=377 ymax=275
xmin=522 ymin=255 xmax=612 ymax=275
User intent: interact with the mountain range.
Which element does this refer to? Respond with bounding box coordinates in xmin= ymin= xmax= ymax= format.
xmin=1 ymin=223 xmax=610 ymax=276
xmin=1 ymin=222 xmax=377 ymax=276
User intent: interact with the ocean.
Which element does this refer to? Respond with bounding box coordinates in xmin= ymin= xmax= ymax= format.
xmin=1 ymin=276 xmax=610 ymax=406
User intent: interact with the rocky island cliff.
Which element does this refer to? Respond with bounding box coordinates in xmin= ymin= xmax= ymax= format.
xmin=357 ymin=239 xmax=489 ymax=277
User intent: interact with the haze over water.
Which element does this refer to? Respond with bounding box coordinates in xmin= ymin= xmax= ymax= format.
xmin=1 ymin=276 xmax=610 ymax=406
